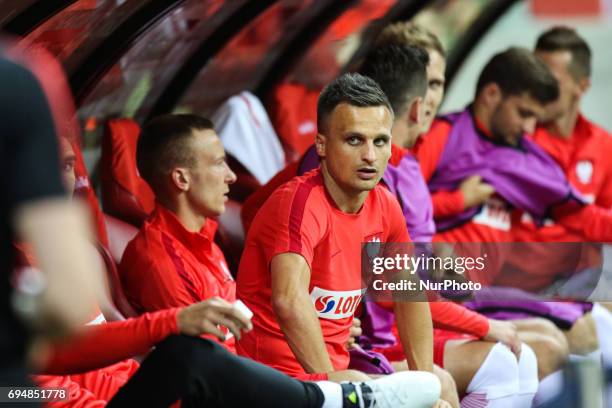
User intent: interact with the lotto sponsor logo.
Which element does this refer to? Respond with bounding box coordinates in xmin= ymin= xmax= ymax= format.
xmin=310 ymin=287 xmax=364 ymax=320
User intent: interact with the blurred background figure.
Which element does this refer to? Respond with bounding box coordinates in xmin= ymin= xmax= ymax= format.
xmin=0 ymin=41 xmax=100 ymax=389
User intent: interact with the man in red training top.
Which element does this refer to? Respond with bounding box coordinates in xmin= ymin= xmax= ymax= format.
xmin=415 ymin=47 xmax=612 ymax=285
xmin=236 ymin=73 xmax=438 ymax=400
xmin=507 ymin=27 xmax=612 ymax=290
xmin=118 ymin=113 xmax=438 ymax=408
xmin=505 ymin=26 xmax=612 ymax=367
xmin=32 ymin=136 xmax=322 ymax=408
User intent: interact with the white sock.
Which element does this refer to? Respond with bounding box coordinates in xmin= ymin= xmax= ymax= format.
xmin=592 ymin=304 xmax=612 ymax=367
xmin=515 ymin=343 xmax=539 ymax=407
xmin=317 ymin=381 xmax=343 ymax=408
xmin=568 ymin=350 xmax=604 ymax=408
xmin=461 ymin=342 xmax=519 ymax=408
xmin=533 ymin=370 xmax=564 ymax=407
xmin=569 ymin=349 xmax=602 ymax=366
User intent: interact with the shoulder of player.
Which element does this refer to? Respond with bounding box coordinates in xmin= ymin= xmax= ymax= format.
xmin=575 ymin=114 xmax=611 ymax=141
xmin=371 ymin=183 xmax=402 ymax=211
xmin=266 ymin=169 xmax=323 ymax=206
xmin=120 ymin=222 xmax=167 ymax=268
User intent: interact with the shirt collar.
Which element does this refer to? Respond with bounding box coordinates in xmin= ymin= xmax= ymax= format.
xmin=152 ymin=204 xmax=218 ymax=250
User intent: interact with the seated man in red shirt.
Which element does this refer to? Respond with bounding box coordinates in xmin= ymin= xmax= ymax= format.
xmin=242 ymin=27 xmax=558 ymax=405
xmin=507 ymin=25 xmax=612 ymax=376
xmin=413 ymin=47 xmax=611 ymax=380
xmin=415 ymin=47 xmax=612 ymax=282
xmin=118 ymin=114 xmax=435 ymax=408
xmin=26 ymin=137 xmax=314 ymax=407
xmin=236 ymin=73 xmax=440 ymax=407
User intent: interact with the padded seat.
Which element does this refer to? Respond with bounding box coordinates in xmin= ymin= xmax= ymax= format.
xmin=100 ymin=118 xmax=155 ymax=226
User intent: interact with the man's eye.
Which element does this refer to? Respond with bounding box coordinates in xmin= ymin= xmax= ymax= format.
xmin=347 ymin=137 xmax=360 ymax=145
xmin=374 ymin=138 xmax=388 ymax=146
xmin=429 ymin=80 xmax=443 ymax=90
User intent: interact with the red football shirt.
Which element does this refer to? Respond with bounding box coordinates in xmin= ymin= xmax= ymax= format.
xmin=236 ymin=169 xmax=410 ymax=376
xmin=503 ymin=115 xmax=612 ymax=288
xmin=120 ymin=205 xmax=236 ymax=350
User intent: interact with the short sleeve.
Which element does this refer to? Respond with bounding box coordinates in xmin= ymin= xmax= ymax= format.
xmin=256 ymin=182 xmax=326 ymax=269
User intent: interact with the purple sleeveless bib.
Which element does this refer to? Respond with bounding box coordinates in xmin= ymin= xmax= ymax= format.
xmin=359 ymin=302 xmax=397 ymax=349
xmin=383 ymin=153 xmax=436 ymax=243
xmin=429 ymin=109 xmax=584 ymax=231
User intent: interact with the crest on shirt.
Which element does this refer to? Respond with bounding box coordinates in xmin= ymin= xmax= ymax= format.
xmin=576 ymin=160 xmax=593 ymax=184
xmin=364 ymin=234 xmax=382 ymax=260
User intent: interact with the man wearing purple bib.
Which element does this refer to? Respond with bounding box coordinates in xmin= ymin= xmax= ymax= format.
xmin=298 ymin=38 xmax=546 ymax=407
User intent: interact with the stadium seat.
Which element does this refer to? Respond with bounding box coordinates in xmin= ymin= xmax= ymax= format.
xmin=100 ymin=118 xmax=155 ymax=226
xmin=94 ymin=242 xmax=136 ymax=320
xmin=104 ymin=214 xmax=138 ymax=264
xmin=101 ymin=214 xmax=139 ymax=318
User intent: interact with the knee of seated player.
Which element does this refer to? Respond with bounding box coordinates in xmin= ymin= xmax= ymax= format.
xmin=148 ymin=335 xmax=220 ymax=379
xmin=519 ymin=332 xmax=568 ymax=379
xmin=443 ymin=340 xmax=502 ymax=394
xmin=458 ymin=342 xmax=520 ymax=400
xmin=565 ymin=313 xmax=599 ymax=355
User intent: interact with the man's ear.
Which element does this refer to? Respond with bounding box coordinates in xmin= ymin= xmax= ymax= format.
xmin=481 ymin=83 xmax=502 ymax=108
xmin=408 ymin=96 xmax=423 ymax=125
xmin=577 ymin=76 xmax=591 ymax=97
xmin=171 ymin=168 xmax=190 ymax=192
xmin=315 ymin=132 xmax=327 ymax=158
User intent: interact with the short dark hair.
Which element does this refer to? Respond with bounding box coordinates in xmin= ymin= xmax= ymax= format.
xmin=535 ymin=26 xmax=591 ymax=79
xmin=376 ymin=22 xmax=445 ymax=58
xmin=137 ymin=114 xmax=215 ymax=193
xmin=360 ymin=44 xmax=428 ymax=117
xmin=475 ymin=47 xmax=559 ymax=104
xmin=317 ymin=73 xmax=393 ymax=134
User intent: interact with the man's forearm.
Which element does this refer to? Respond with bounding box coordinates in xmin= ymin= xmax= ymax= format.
xmin=273 ymin=293 xmax=334 ymax=373
xmin=554 ymin=203 xmax=612 ymax=241
xmin=394 ymin=301 xmax=433 ymax=372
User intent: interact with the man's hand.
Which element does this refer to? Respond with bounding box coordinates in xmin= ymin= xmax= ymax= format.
xmin=347 ymin=317 xmax=362 ymax=349
xmin=459 ymin=175 xmax=495 ymax=209
xmin=177 ymin=297 xmax=253 ymax=341
xmin=484 ymin=319 xmax=521 ymax=358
